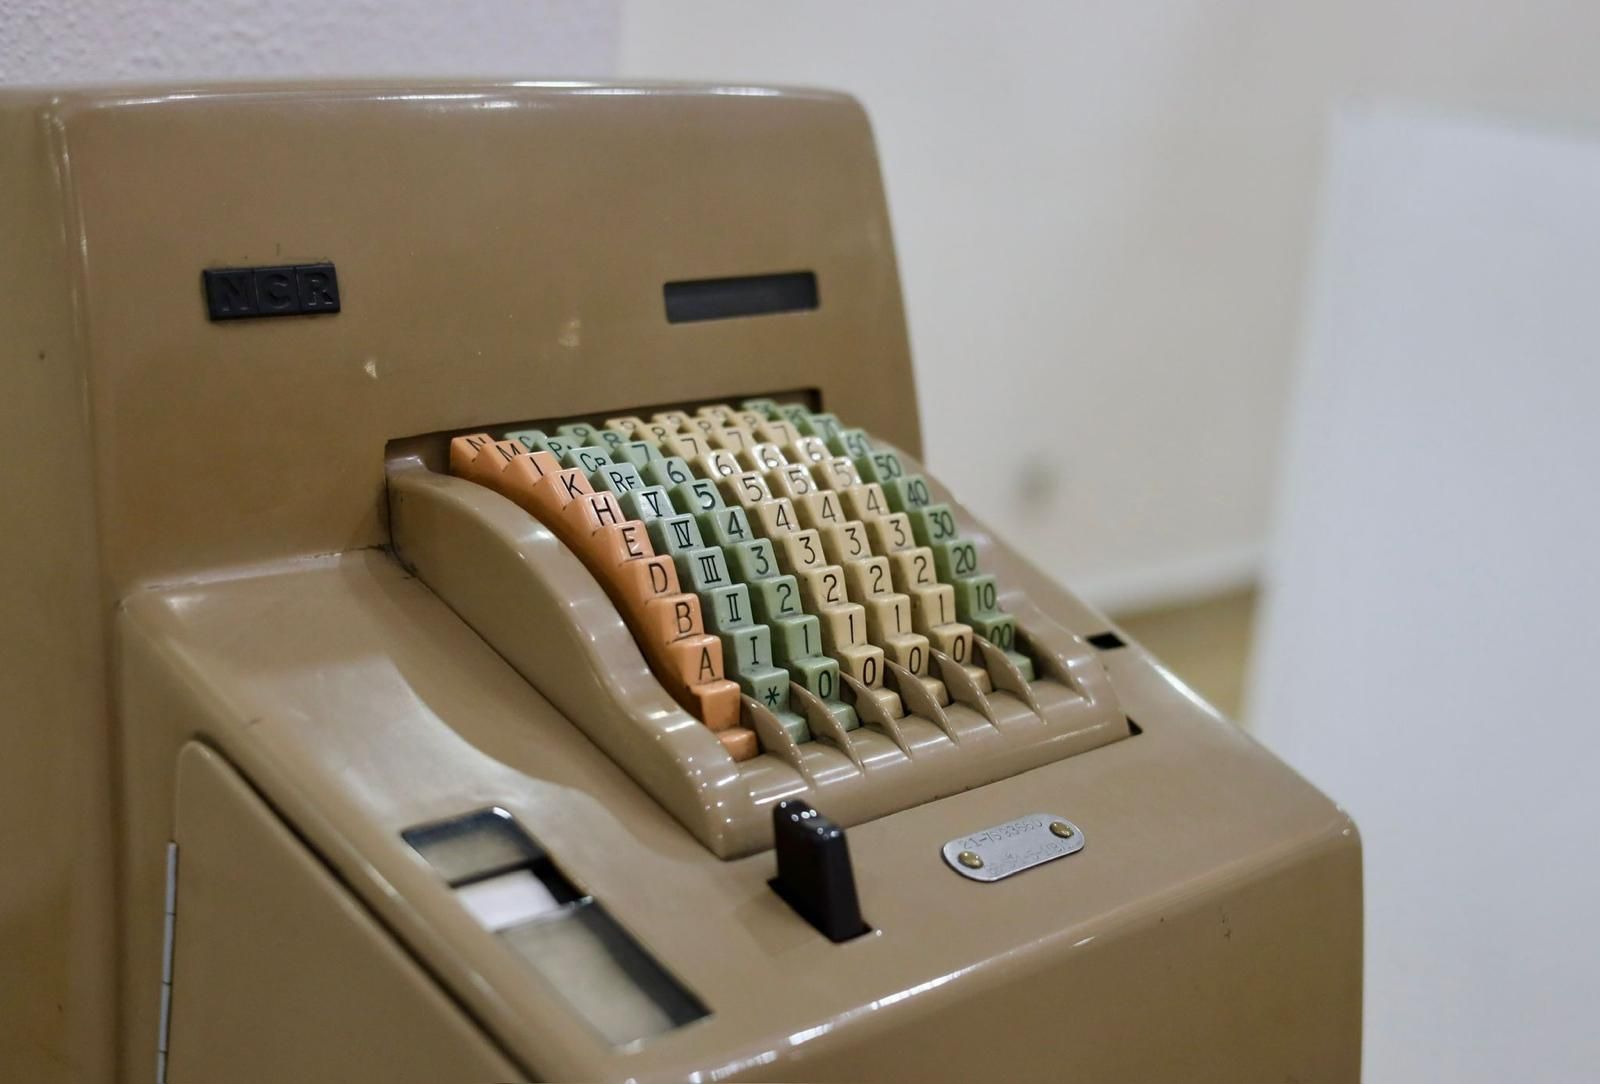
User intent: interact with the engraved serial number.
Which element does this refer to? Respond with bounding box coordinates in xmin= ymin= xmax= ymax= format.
xmin=958 ymin=819 xmax=1046 ymax=851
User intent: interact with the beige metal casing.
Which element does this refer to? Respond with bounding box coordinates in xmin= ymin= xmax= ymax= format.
xmin=0 ymin=82 xmax=1361 ymax=1082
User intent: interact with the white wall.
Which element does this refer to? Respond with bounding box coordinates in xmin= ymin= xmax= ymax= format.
xmin=621 ymin=0 xmax=1600 ymax=610
xmin=0 ymin=0 xmax=619 ymax=83
xmin=1249 ymin=105 xmax=1600 ymax=1082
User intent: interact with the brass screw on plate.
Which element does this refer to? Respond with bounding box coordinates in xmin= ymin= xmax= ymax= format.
xmin=957 ymin=850 xmax=984 ymax=869
xmin=1049 ymin=821 xmax=1076 ymax=839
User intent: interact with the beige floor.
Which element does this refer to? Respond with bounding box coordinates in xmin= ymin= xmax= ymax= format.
xmin=1112 ymin=588 xmax=1258 ymax=723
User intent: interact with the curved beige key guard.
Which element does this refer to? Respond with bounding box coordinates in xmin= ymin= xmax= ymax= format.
xmin=388 ymin=447 xmax=1130 ymax=859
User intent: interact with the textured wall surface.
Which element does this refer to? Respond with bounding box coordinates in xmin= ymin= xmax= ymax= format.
xmin=0 ymin=0 xmax=619 ymax=84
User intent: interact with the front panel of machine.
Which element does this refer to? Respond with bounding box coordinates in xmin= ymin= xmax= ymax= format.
xmin=0 ymin=83 xmax=1360 ymax=1082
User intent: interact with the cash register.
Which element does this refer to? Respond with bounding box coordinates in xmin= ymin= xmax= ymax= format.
xmin=0 ymin=82 xmax=1362 ymax=1082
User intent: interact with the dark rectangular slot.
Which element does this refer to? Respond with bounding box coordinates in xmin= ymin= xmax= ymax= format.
xmin=664 ymin=271 xmax=818 ymax=323
xmin=1087 ymin=631 xmax=1126 ymax=650
xmin=404 ymin=807 xmax=580 ymax=897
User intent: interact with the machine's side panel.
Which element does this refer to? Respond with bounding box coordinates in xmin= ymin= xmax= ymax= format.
xmin=166 ymin=742 xmax=524 ymax=1083
xmin=0 ymin=95 xmax=116 ymax=1084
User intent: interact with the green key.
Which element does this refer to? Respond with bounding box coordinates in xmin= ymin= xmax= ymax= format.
xmin=954 ymin=575 xmax=1001 ymax=621
xmin=933 ymin=539 xmax=980 ymax=581
xmin=884 ymin=474 xmax=934 ymax=514
xmin=771 ymin=613 xmax=822 ymax=667
xmin=508 ymin=429 xmax=572 ymax=460
xmin=646 ymin=513 xmax=702 ymax=556
xmin=703 ymin=583 xmax=753 ymax=635
xmin=971 ymin=612 xmax=1018 ymax=653
xmin=556 ymin=422 xmax=597 ymax=443
xmin=723 ymin=623 xmax=773 ymax=675
xmin=618 ymin=485 xmax=672 ymax=524
xmin=772 ymin=709 xmax=811 ymax=745
xmin=615 ymin=440 xmax=663 ymax=469
xmin=856 ymin=449 xmax=905 ymax=486
xmin=741 ymin=665 xmax=790 ymax=713
xmin=802 ymin=412 xmax=841 ymax=442
xmin=1005 ymin=650 xmax=1035 ymax=681
xmin=741 ymin=397 xmax=780 ymax=416
xmin=910 ymin=504 xmax=960 ymax=547
xmin=586 ymin=428 xmax=629 ymax=452
xmin=504 ymin=428 xmax=548 ymax=453
xmin=699 ymin=505 xmax=754 ymax=549
xmin=750 ymin=574 xmax=802 ymax=623
xmin=675 ymin=546 xmax=732 ymax=594
xmin=827 ymin=427 xmax=872 ymax=459
xmin=776 ymin=403 xmax=811 ymax=430
xmin=791 ymin=654 xmax=839 ymax=701
xmin=726 ymin=538 xmax=779 ymax=582
xmin=561 ymin=445 xmax=611 ymax=474
xmin=643 ymin=455 xmax=694 ymax=490
xmin=591 ymin=462 xmax=645 ymax=496
xmin=670 ymin=477 xmax=723 ymax=516
xmin=822 ymin=698 xmax=859 ymax=732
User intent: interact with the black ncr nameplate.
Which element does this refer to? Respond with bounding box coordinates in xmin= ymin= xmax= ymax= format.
xmin=203 ymin=263 xmax=341 ymax=321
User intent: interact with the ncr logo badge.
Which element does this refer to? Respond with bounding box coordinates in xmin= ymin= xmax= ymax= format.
xmin=202 ymin=262 xmax=341 ymax=321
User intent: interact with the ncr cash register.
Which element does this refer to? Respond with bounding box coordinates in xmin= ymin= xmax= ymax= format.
xmin=0 ymin=83 xmax=1361 ymax=1082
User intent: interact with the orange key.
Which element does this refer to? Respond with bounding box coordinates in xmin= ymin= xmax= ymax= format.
xmin=497 ymin=449 xmax=561 ymax=510
xmin=663 ymin=634 xmax=725 ymax=689
xmin=560 ymin=491 xmax=626 ymax=546
xmin=616 ymin=555 xmax=679 ymax=612
xmin=588 ymin=520 xmax=653 ymax=577
xmin=523 ymin=467 xmax=594 ymax=525
xmin=643 ymin=593 xmax=703 ymax=646
xmin=448 ymin=433 xmax=495 ymax=476
xmin=477 ymin=440 xmax=528 ymax=489
xmin=686 ymin=678 xmax=741 ymax=731
xmin=718 ymin=726 xmax=759 ymax=761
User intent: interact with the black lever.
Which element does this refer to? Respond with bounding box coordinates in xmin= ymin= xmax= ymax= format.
xmin=769 ymin=799 xmax=869 ymax=942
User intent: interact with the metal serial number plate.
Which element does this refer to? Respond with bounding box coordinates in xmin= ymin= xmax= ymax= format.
xmin=941 ymin=813 xmax=1085 ymax=882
